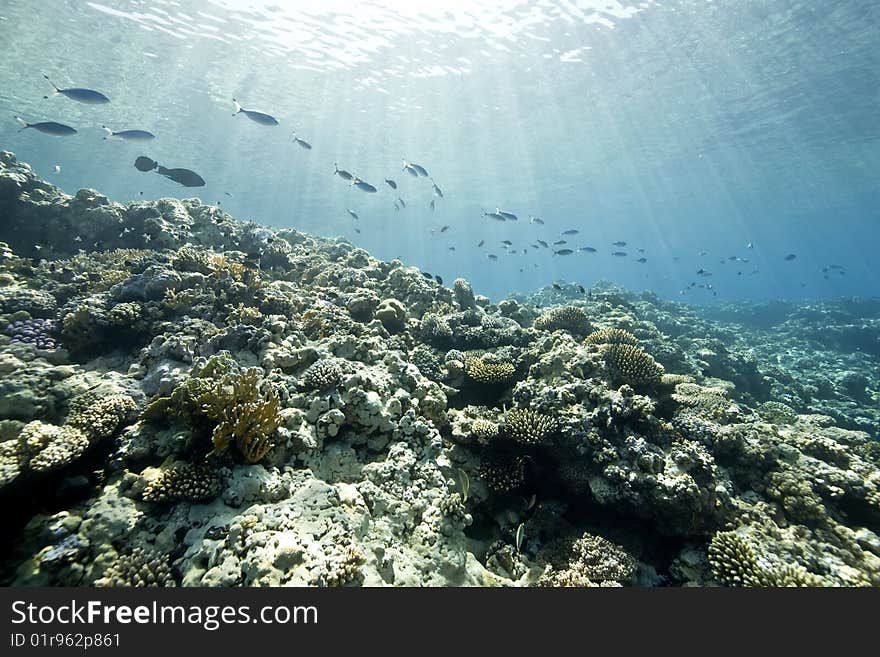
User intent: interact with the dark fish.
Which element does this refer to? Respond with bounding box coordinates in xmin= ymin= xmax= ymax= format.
xmin=347 ymin=209 xmax=359 ymax=220
xmin=537 ymin=240 xmax=549 ymax=248
xmin=484 ymin=211 xmax=506 ymax=221
xmin=429 ymin=199 xmax=435 ymax=211
xmin=354 ymin=228 xmax=361 ymax=234
xmin=431 ymin=179 xmax=443 ymax=197
xmin=43 ymin=75 xmax=109 ymax=104
xmin=576 ymin=285 xmax=586 ymax=293
xmin=421 ymin=272 xmax=433 ymax=279
xmin=224 ymin=192 xmax=232 ymax=196
xmin=553 ymin=240 xmax=567 ymax=245
xmin=409 ymin=161 xmax=429 ymax=177
xmin=612 ymin=241 xmax=627 ymax=247
xmin=334 ymin=164 xmax=354 ymax=181
xmin=529 ymin=216 xmax=544 ymax=225
xmin=637 ymin=248 xmax=645 ymax=253
xmin=552 ymin=283 xmax=562 ymax=290
xmin=435 ymin=275 xmax=443 ymax=285
xmin=561 ymin=229 xmax=579 ymax=235
xmin=102 ymin=126 xmax=155 ymax=141
xmin=291 ymin=132 xmax=312 ymax=149
xmin=502 ymin=240 xmax=513 ymax=246
xmin=554 ymin=249 xmax=574 ymax=256
xmin=696 ymin=268 xmax=712 ymax=276
xmin=134 ymin=156 xmax=157 ymax=172
xmin=612 ymin=251 xmax=627 ymax=257
xmin=15 ymin=116 xmax=76 ymax=136
xmin=232 ymin=99 xmax=279 ymax=125
xmin=352 ymin=178 xmax=378 ymax=193
xmin=636 ymin=257 xmax=647 ymax=263
xmin=487 ymin=254 xmax=498 ymax=260
xmin=477 ymin=240 xmax=485 ymax=247
xmin=440 ymin=225 xmax=450 ymax=233
xmin=496 ymin=209 xmax=518 ymax=221
xmin=448 ymin=246 xmax=456 ymax=251
xmin=579 ymin=246 xmax=597 ymax=253
xmin=522 ymin=249 xmax=527 ymax=254
xmin=531 ymin=244 xmax=539 ymax=249
xmin=385 ymin=179 xmax=397 ymax=189
xmin=156 ymin=165 xmax=205 ymax=187
xmin=398 ymin=197 xmax=406 ymax=208
xmin=785 ymin=254 xmax=797 ymax=261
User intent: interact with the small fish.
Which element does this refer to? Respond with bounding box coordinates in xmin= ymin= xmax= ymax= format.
xmin=785 ymin=253 xmax=797 ymax=261
xmin=352 ymin=178 xmax=378 ymax=193
xmin=612 ymin=241 xmax=627 ymax=247
xmin=637 ymin=248 xmax=645 ymax=253
xmin=747 ymin=242 xmax=754 ymax=249
xmin=554 ymin=249 xmax=574 ymax=256
xmin=53 ymin=165 xmax=61 ymax=174
xmin=487 ymin=254 xmax=498 ymax=260
xmin=385 ymin=179 xmax=397 ymax=189
xmin=522 ymin=249 xmax=527 ymax=254
xmin=496 ymin=208 xmax=518 ymax=221
xmin=102 ymin=126 xmax=155 ymax=141
xmin=232 ymin=98 xmax=279 ymax=125
xmin=347 ymin=209 xmax=359 ymax=220
xmin=421 ymin=272 xmax=433 ymax=280
xmin=458 ymin=468 xmax=470 ymax=502
xmin=291 ymin=132 xmax=312 ymax=149
xmin=134 ymin=156 xmax=205 ymax=187
xmin=354 ymin=228 xmax=361 ymax=234
xmin=611 ymin=251 xmax=627 ymax=257
xmin=434 ymin=275 xmax=443 ymax=285
xmin=526 ymin=494 xmax=537 ymax=510
xmin=447 ymin=246 xmax=456 ymax=251
xmin=531 ymin=244 xmax=539 ymax=250
xmin=15 ymin=116 xmax=76 ymax=136
xmin=483 ymin=211 xmax=506 ymax=221
xmin=398 ymin=197 xmax=406 ymax=208
xmin=409 ymin=161 xmax=429 ymax=177
xmin=477 ymin=240 xmax=485 ymax=247
xmin=224 ymin=192 xmax=232 ymax=197
xmin=636 ymin=257 xmax=647 ymax=263
xmin=552 ymin=283 xmax=562 ymax=290
xmin=579 ymin=246 xmax=597 ymax=253
xmin=440 ymin=225 xmax=450 ymax=233
xmin=134 ymin=156 xmax=157 ymax=172
xmin=696 ymin=268 xmax=712 ymax=276
xmin=429 ymin=199 xmax=435 ymax=212
xmin=502 ymin=240 xmax=513 ymax=246
xmin=537 ymin=240 xmax=549 ymax=248
xmin=553 ymin=240 xmax=567 ymax=245
xmin=576 ymin=284 xmax=586 ymax=293
xmin=43 ymin=75 xmax=109 ymax=104
xmin=529 ymin=216 xmax=544 ymax=225
xmin=334 ymin=164 xmax=354 ymax=181
xmin=402 ymin=160 xmax=420 ymax=177
xmin=561 ymin=229 xmax=579 ymax=235
xmin=515 ymin=523 xmax=524 ymax=553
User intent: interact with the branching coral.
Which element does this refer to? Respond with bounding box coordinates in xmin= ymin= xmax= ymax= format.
xmin=464 ymin=355 xmax=516 ymax=384
xmin=95 ymin=547 xmax=177 ymax=587
xmin=707 ymin=531 xmax=826 ymax=587
xmin=602 ymin=343 xmax=664 ymax=387
xmin=537 ymin=533 xmax=636 ymax=587
xmin=584 ymin=327 xmax=638 ymax=346
xmin=143 ymin=462 xmax=223 ymax=503
xmin=533 ymin=305 xmax=592 ymax=336
xmin=504 ymin=409 xmax=558 ymax=445
xmin=300 ymin=359 xmax=343 ymax=390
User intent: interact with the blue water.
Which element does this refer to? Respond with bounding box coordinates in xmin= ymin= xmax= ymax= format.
xmin=1 ymin=0 xmax=878 ymax=302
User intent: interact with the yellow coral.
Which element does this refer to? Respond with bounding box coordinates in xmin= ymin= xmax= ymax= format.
xmin=464 ymin=356 xmax=515 ymax=384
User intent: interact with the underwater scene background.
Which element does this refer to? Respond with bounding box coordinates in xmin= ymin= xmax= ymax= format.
xmin=0 ymin=1 xmax=879 ymax=588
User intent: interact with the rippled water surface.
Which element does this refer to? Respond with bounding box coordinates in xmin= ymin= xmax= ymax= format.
xmin=1 ymin=0 xmax=878 ymax=300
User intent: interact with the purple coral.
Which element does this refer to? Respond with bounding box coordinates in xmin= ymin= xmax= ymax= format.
xmin=4 ymin=318 xmax=59 ymax=350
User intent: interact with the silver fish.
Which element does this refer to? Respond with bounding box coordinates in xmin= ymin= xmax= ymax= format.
xmin=15 ymin=116 xmax=76 ymax=136
xmin=291 ymin=132 xmax=312 ymax=149
xmin=232 ymin=99 xmax=279 ymax=125
xmin=334 ymin=164 xmax=354 ymax=181
xmin=347 ymin=209 xmax=359 ymax=220
xmin=352 ymin=178 xmax=378 ymax=193
xmin=431 ymin=179 xmax=443 ymax=197
xmin=44 ymin=75 xmax=109 ymax=104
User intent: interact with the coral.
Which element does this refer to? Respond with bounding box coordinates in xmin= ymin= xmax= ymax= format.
xmin=453 ymin=278 xmax=476 ymax=310
xmin=300 ymin=359 xmax=343 ymax=390
xmin=419 ymin=312 xmax=453 ymax=345
xmin=478 ymin=447 xmax=526 ymax=492
xmin=4 ymin=318 xmax=59 ymax=349
xmin=67 ymin=393 xmax=137 ymax=440
xmin=503 ymin=408 xmax=558 ymax=445
xmin=707 ymin=531 xmax=826 ymax=587
xmin=471 ymin=419 xmax=500 ymax=442
xmin=757 ymin=401 xmax=799 ymax=425
xmin=538 ymin=533 xmax=636 ymax=587
xmin=95 ymin=547 xmax=177 ymax=587
xmin=375 ymin=298 xmax=407 ymax=332
xmin=584 ymin=327 xmax=638 ymax=346
xmin=534 ymin=305 xmax=592 ymax=336
xmin=409 ymin=345 xmax=442 ymax=380
xmin=142 ymin=462 xmax=224 ymax=503
xmin=464 ymin=355 xmax=516 ymax=384
xmin=20 ymin=421 xmax=90 ymax=474
xmin=602 ymin=343 xmax=664 ymax=387
xmin=200 ymin=368 xmax=280 ymax=463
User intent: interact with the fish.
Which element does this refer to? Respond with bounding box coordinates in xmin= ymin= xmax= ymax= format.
xmin=515 ymin=523 xmax=524 ymax=553
xmin=484 ymin=211 xmax=506 ymax=221
xmin=785 ymin=254 xmax=797 ymax=261
xmin=496 ymin=208 xmax=518 ymax=221
xmin=747 ymin=242 xmax=754 ymax=249
xmin=334 ymin=164 xmax=354 ymax=181
xmin=487 ymin=254 xmax=498 ymax=260
xmin=134 ymin=156 xmax=157 ymax=172
xmin=429 ymin=199 xmax=435 ymax=212
xmin=521 ymin=249 xmax=527 ymax=254
xmin=612 ymin=241 xmax=627 ymax=247
xmin=537 ymin=240 xmax=549 ymax=248
xmin=531 ymin=245 xmax=539 ymax=250
xmin=552 ymin=283 xmax=562 ymax=290
xmin=385 ymin=179 xmax=397 ymax=189
xmin=398 ymin=197 xmax=406 ymax=208
xmin=637 ymin=248 xmax=645 ymax=253
xmin=421 ymin=272 xmax=433 ymax=280
xmin=502 ymin=240 xmax=513 ymax=246
xmin=553 ymin=240 xmax=567 ymax=245
xmin=435 ymin=275 xmax=443 ymax=285
xmin=102 ymin=126 xmax=155 ymax=141
xmin=430 ymin=179 xmax=444 ymax=198
xmin=347 ymin=209 xmax=359 ymax=220
xmin=611 ymin=251 xmax=627 ymax=257
xmin=134 ymin=156 xmax=205 ymax=187
xmin=43 ymin=75 xmax=109 ymax=104
xmin=561 ymin=229 xmax=579 ymax=235
xmin=636 ymin=257 xmax=647 ymax=263
xmin=15 ymin=116 xmax=76 ymax=136
xmin=529 ymin=216 xmax=544 ymax=225
xmin=579 ymin=246 xmax=597 ymax=253
xmin=447 ymin=246 xmax=456 ymax=251
xmin=554 ymin=249 xmax=574 ymax=256
xmin=402 ymin=160 xmax=420 ymax=177
xmin=53 ymin=165 xmax=61 ymax=174
xmin=408 ymin=161 xmax=429 ymax=177
xmin=576 ymin=285 xmax=586 ymax=293
xmin=696 ymin=268 xmax=712 ymax=276
xmin=477 ymin=240 xmax=485 ymax=247
xmin=232 ymin=99 xmax=279 ymax=125
xmin=291 ymin=132 xmax=312 ymax=149
xmin=354 ymin=228 xmax=361 ymax=234
xmin=352 ymin=178 xmax=378 ymax=193
xmin=440 ymin=225 xmax=450 ymax=233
